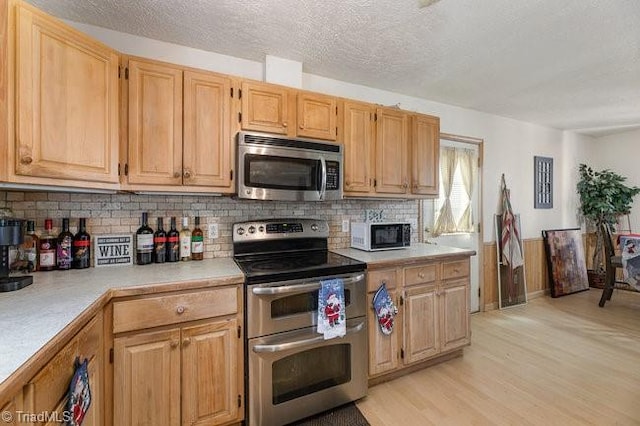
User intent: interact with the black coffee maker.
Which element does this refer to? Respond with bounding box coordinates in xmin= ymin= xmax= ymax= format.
xmin=0 ymin=218 xmax=34 ymax=292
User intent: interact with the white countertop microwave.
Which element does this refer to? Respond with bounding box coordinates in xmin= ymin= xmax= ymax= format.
xmin=350 ymin=222 xmax=411 ymax=251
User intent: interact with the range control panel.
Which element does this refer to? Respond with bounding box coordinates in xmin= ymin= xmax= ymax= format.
xmin=232 ymin=219 xmax=329 ymax=242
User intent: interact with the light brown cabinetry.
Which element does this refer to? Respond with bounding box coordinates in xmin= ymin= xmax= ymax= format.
xmin=367 ymin=257 xmax=470 ymax=381
xmin=12 ymin=2 xmax=119 ymax=187
xmin=342 ymin=104 xmax=440 ymax=198
xmin=341 ymin=101 xmax=375 ymax=193
xmin=25 ymin=313 xmax=103 ymax=426
xmin=240 ymin=81 xmax=337 ymax=141
xmin=125 ymin=58 xmax=234 ymax=191
xmin=112 ymin=286 xmax=243 ymax=426
xmin=0 ymin=390 xmax=24 ymax=426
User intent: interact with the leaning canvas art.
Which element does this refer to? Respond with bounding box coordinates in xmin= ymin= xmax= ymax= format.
xmin=542 ymin=228 xmax=589 ymax=297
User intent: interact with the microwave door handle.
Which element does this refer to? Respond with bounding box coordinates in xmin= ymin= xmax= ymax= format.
xmin=318 ymin=157 xmax=327 ymax=200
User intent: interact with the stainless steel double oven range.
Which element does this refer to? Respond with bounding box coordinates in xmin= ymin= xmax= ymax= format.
xmin=233 ymin=218 xmax=367 ymax=426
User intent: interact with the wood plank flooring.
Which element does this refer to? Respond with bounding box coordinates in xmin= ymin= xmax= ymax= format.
xmin=357 ymin=289 xmax=640 ymax=425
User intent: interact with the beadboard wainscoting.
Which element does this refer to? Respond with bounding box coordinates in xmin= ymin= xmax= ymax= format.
xmin=0 ymin=191 xmax=419 ymax=259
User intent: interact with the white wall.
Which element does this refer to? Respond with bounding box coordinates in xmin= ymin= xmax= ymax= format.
xmin=588 ymin=128 xmax=640 ymax=231
xmin=68 ymin=21 xmax=594 ymax=242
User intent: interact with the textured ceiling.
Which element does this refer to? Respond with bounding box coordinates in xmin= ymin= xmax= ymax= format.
xmin=28 ymin=0 xmax=640 ymax=137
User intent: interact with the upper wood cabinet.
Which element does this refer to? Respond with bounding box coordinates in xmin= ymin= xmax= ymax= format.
xmin=240 ymin=81 xmax=337 ymax=141
xmin=297 ymin=92 xmax=337 ymax=140
xmin=125 ymin=58 xmax=234 ymax=191
xmin=341 ymin=100 xmax=375 ymax=193
xmin=375 ymin=107 xmax=409 ymax=194
xmin=183 ymin=70 xmax=233 ymax=188
xmin=411 ymin=114 xmax=440 ymax=196
xmin=127 ymin=59 xmax=183 ymax=186
xmin=13 ymin=3 xmax=119 ymax=185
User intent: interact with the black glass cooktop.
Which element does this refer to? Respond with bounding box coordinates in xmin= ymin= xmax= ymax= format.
xmin=234 ymin=250 xmax=366 ymax=285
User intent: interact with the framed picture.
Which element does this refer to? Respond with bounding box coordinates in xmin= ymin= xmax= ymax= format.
xmin=542 ymin=228 xmax=589 ymax=297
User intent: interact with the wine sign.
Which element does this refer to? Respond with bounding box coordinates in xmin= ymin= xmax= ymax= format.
xmin=94 ymin=234 xmax=133 ymax=267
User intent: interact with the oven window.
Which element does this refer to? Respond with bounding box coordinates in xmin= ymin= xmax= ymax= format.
xmin=272 ymin=344 xmax=351 ymax=404
xmin=245 ymin=154 xmax=320 ymax=190
xmin=271 ymin=289 xmax=351 ymax=318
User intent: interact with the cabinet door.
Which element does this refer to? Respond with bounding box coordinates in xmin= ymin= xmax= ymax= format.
xmin=114 ymin=328 xmax=181 ymax=426
xmin=411 ymin=114 xmax=440 ymax=196
xmin=183 ymin=70 xmax=233 ymax=189
xmin=182 ymin=319 xmax=240 ymax=426
xmin=127 ymin=59 xmax=183 ymax=185
xmin=15 ymin=4 xmax=119 ymax=184
xmin=1 ymin=391 xmax=23 ymax=426
xmin=403 ymin=284 xmax=439 ymax=364
xmin=342 ymin=101 xmax=374 ymax=193
xmin=297 ymin=92 xmax=337 ymax=140
xmin=440 ymin=279 xmax=470 ymax=352
xmin=368 ymin=288 xmax=400 ymax=377
xmin=241 ymin=81 xmax=291 ymax=135
xmin=375 ymin=108 xmax=408 ymax=194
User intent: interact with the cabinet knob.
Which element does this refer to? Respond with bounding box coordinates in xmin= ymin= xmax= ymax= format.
xmin=21 ymin=156 xmax=33 ymax=165
xmin=346 ymin=180 xmax=351 ymax=186
xmin=299 ymin=124 xmax=304 ymax=129
xmin=418 ymin=272 xmax=425 ymax=279
xmin=283 ymin=122 xmax=288 ymax=128
xmin=402 ymin=182 xmax=408 ymax=189
xmin=182 ymin=338 xmax=191 ymax=347
xmin=413 ymin=183 xmax=418 ymax=189
xmin=183 ymin=170 xmax=192 ymax=179
xmin=174 ymin=172 xmax=181 ymax=178
xmin=170 ymin=341 xmax=179 ymax=349
xmin=176 ymin=305 xmax=186 ymax=314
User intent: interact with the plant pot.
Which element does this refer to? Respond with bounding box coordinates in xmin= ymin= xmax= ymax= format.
xmin=587 ymin=269 xmax=605 ymax=288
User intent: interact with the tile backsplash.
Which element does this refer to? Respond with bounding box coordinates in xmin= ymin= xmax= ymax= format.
xmin=0 ymin=191 xmax=420 ymax=259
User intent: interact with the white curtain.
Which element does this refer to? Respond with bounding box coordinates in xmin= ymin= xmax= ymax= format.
xmin=456 ymin=148 xmax=477 ymax=232
xmin=432 ymin=147 xmax=457 ymax=236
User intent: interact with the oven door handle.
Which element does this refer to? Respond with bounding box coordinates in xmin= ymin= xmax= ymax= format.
xmin=251 ymin=273 xmax=365 ymax=295
xmin=252 ymin=321 xmax=365 ymax=353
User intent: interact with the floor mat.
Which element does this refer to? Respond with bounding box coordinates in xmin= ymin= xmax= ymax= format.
xmin=286 ymin=402 xmax=370 ymax=426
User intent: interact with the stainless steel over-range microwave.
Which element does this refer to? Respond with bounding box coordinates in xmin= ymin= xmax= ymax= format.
xmin=236 ymin=131 xmax=343 ymax=202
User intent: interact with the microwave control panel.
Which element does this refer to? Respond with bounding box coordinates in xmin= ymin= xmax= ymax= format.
xmin=326 ymin=161 xmax=340 ymax=190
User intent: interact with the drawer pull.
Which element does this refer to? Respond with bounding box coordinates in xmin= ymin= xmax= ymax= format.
xmin=170 ymin=341 xmax=179 ymax=349
xmin=182 ymin=338 xmax=191 ymax=347
xmin=176 ymin=306 xmax=186 ymax=315
xmin=21 ymin=156 xmax=33 ymax=165
xmin=418 ymin=272 xmax=425 ymax=279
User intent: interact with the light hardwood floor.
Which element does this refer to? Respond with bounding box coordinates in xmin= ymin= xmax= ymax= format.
xmin=357 ymin=289 xmax=640 ymax=425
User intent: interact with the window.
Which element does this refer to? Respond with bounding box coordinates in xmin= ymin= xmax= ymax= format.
xmin=430 ymin=145 xmax=478 ymax=236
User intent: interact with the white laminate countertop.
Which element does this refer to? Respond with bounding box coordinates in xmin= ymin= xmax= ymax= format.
xmin=333 ymin=243 xmax=476 ymax=265
xmin=0 ymin=258 xmax=243 ymax=387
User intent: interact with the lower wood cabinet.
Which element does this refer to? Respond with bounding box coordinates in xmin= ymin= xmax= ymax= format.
xmin=112 ymin=285 xmax=243 ymax=426
xmin=25 ymin=313 xmax=103 ymax=426
xmin=367 ymin=257 xmax=471 ymax=381
xmin=0 ymin=390 xmax=24 ymax=426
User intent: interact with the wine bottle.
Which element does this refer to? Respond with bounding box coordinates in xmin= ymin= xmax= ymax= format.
xmin=179 ymin=217 xmax=192 ymax=261
xmin=21 ymin=220 xmax=39 ymax=272
xmin=191 ymin=216 xmax=204 ymax=261
xmin=56 ymin=218 xmax=74 ymax=270
xmin=136 ymin=212 xmax=154 ymax=265
xmin=72 ymin=218 xmax=91 ymax=269
xmin=39 ymin=219 xmax=57 ymax=271
xmin=153 ymin=217 xmax=167 ymax=264
xmin=166 ymin=217 xmax=180 ymax=262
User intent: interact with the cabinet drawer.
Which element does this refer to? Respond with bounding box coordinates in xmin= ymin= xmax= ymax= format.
xmin=404 ymin=263 xmax=438 ymax=286
xmin=29 ymin=314 xmax=102 ymax=414
xmin=442 ymin=260 xmax=469 ymax=280
xmin=113 ymin=287 xmax=237 ymax=333
xmin=367 ymin=268 xmax=398 ymax=292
